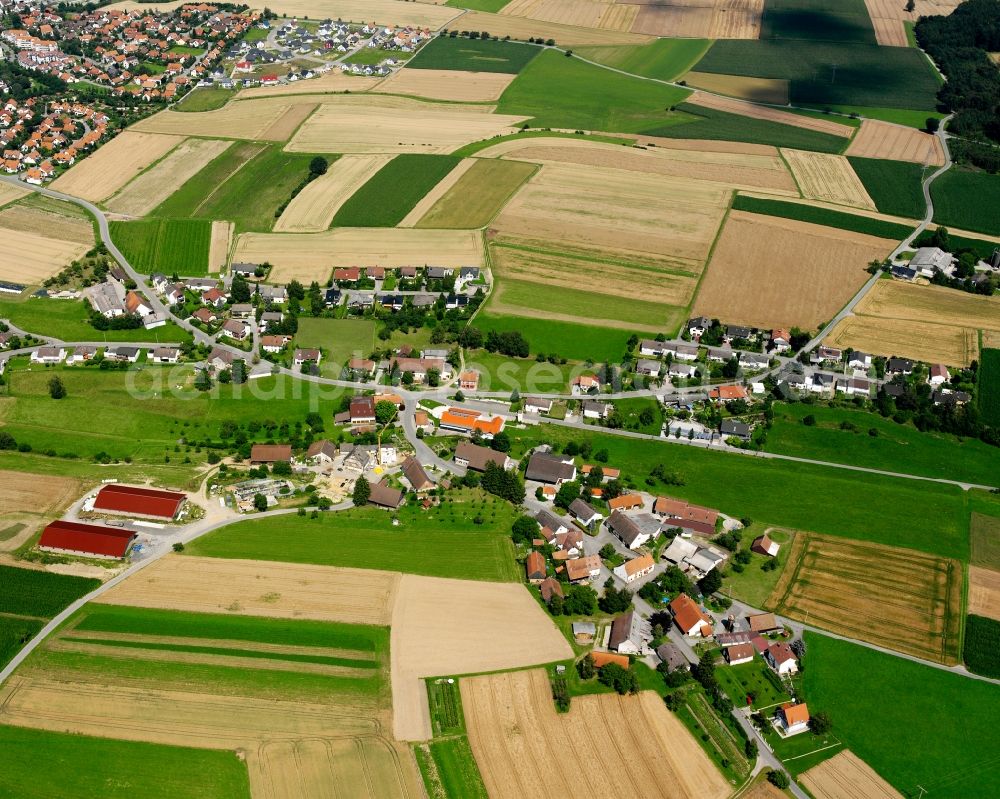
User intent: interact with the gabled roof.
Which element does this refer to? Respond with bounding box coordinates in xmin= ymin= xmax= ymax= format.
xmin=39 ymin=520 xmax=136 ymax=558
xmin=781 ymin=702 xmax=809 ymax=726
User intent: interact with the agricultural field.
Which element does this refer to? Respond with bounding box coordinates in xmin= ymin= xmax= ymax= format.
xmin=286 ymin=95 xmax=527 ymax=154
xmin=962 ymin=614 xmax=1000 ymax=678
xmin=498 ymin=0 xmax=638 ymax=34
xmin=864 ymin=0 xmax=962 ymax=47
xmin=847 ymin=156 xmax=926 ymax=218
xmin=236 ymin=71 xmax=381 ymax=98
xmin=0 ymin=208 xmax=93 ymax=285
xmin=415 ymin=736 xmax=488 ymax=799
xmin=688 ymin=92 xmax=854 ymax=138
xmin=448 ymin=10 xmax=653 ymax=46
xmin=0 ymin=725 xmax=251 ymax=799
xmin=235 ymin=227 xmax=484 ymax=284
xmin=96 ymin=556 xmax=398 ymax=625
xmin=50 ymin=131 xmax=183 ymax=202
xmin=373 ymin=68 xmax=516 ymax=102
xmin=0 ymin=180 xmax=29 ymax=209
xmin=970 ymin=512 xmax=1000 ymax=570
xmin=459 ymin=349 xmax=576 ymax=393
xmin=632 ymin=0 xmax=764 ymax=38
xmin=208 ymin=220 xmax=232 ymax=272
xmin=781 ymin=149 xmax=876 ymax=209
xmin=803 ymin=632 xmax=1000 ymax=797
xmin=760 ymin=0 xmax=876 ymax=43
xmin=731 ymin=195 xmax=913 ymax=239
xmin=692 ymin=211 xmax=894 ymax=330
xmin=979 ymin=348 xmax=1000 ymax=426
xmin=471 ymin=305 xmax=624 ymax=361
xmin=461 ymin=668 xmax=730 ymax=798
xmin=109 ymin=218 xmax=211 ymax=275
xmin=682 ymin=71 xmax=788 ymax=103
xmin=576 ymin=38 xmax=711 ymax=82
xmin=398 ymin=160 xmax=478 ymax=226
xmin=766 ymin=533 xmax=963 ymax=664
xmin=174 ymin=85 xmax=234 ymax=111
xmin=0 ymin=296 xmax=190 ymax=344
xmin=825 ymin=316 xmax=977 ymax=367
xmin=496 ymin=49 xmax=691 ymax=134
xmin=186 ymin=500 xmax=520 ymax=582
xmin=258 ymin=0 xmax=457 ymax=26
xmin=131 ymin=95 xmax=320 ymax=141
xmin=414 ymin=158 xmax=536 ymax=228
xmin=390 ymin=578 xmax=572 ymax=740
xmin=845 ymin=119 xmax=944 ymax=165
xmin=332 ymin=154 xmax=462 ymax=227
xmin=274 ymin=155 xmax=390 ymax=233
xmin=294 ymin=317 xmax=376 ymax=376
xmin=104 ymin=138 xmax=232 ymax=217
xmin=800 ymin=750 xmax=903 ymax=799
xmin=930 ymin=168 xmax=1000 ymax=236
xmin=856 ymin=280 xmax=1000 ymax=337
xmin=406 ymin=36 xmax=539 ymax=73
xmin=968 ymin=569 xmax=1000 ymax=623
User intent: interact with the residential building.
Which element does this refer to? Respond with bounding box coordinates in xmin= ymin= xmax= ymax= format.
xmin=669 ymin=593 xmax=713 ymax=637
xmin=724 ymin=643 xmax=754 ymax=665
xmin=778 ymin=703 xmax=810 ymax=734
xmin=613 ymin=553 xmax=655 ymax=584
xmin=606 ymin=509 xmax=651 ymax=550
xmin=928 ymin=364 xmax=950 ymax=386
xmin=766 ymin=642 xmax=799 ymax=675
xmin=608 ymin=494 xmax=644 ymax=511
xmin=525 ymin=451 xmax=576 ymax=484
xmin=748 ymin=613 xmax=781 ymax=633
xmin=525 ymin=550 xmax=546 ymax=583
xmin=608 ymin=610 xmax=651 ymax=655
xmin=565 ymin=554 xmax=602 ymax=583
xmin=401 ymin=456 xmax=434 ymax=492
xmin=539 ymin=576 xmax=564 ymax=602
xmin=568 ymin=498 xmax=602 ymax=529
xmin=306 ymin=439 xmax=338 ymax=464
xmin=523 ymin=396 xmax=553 ymax=415
xmin=454 ymin=441 xmax=510 ymax=472
xmin=293 ymin=348 xmax=321 ymax=367
xmin=367 ymin=480 xmax=404 ymax=509
xmin=720 ymin=419 xmax=750 ymax=440
xmin=30 ymin=346 xmax=67 ymax=364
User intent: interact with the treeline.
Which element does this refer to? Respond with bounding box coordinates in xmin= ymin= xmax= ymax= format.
xmin=916 ymin=0 xmax=1000 ymax=171
xmin=0 ymin=61 xmax=66 ymax=101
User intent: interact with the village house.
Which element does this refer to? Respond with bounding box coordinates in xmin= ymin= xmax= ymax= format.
xmin=565 ymin=554 xmax=602 ymax=583
xmin=606 ymin=509 xmax=652 ymax=550
xmin=438 ymin=407 xmax=504 ymax=439
xmin=306 ymin=439 xmax=338 ymax=464
xmin=525 ymin=451 xmax=576 ymax=484
xmin=367 ymin=480 xmax=404 ymax=510
xmin=572 ymin=621 xmax=596 ymax=644
xmin=293 ymin=348 xmax=321 ymax=367
xmin=453 ymin=440 xmax=510 ymax=472
xmin=349 ymin=395 xmax=376 ymax=424
xmin=751 ymin=534 xmax=780 ymax=557
xmin=191 ymin=307 xmax=217 ymax=325
xmin=669 ymin=593 xmax=713 ymax=637
xmin=848 ymin=351 xmax=872 ymax=371
xmin=30 ymin=346 xmax=67 ymax=364
xmin=778 ymin=702 xmax=810 ymax=734
xmin=724 ymin=643 xmax=755 ymax=665
xmin=720 ymin=419 xmax=750 ymax=440
xmin=635 ymin=358 xmax=661 ymax=378
xmin=261 ymin=334 xmax=291 ymax=353
xmin=458 ymin=370 xmax=479 ymax=390
xmin=608 ymin=610 xmax=651 ymax=655
xmin=765 ymin=642 xmax=799 ymax=675
xmin=770 ymin=328 xmax=791 ymax=353
xmin=219 ymin=319 xmax=249 ymax=340
xmin=582 ymin=399 xmax=611 ymax=419
xmin=539 ymin=576 xmax=563 ymax=603
xmin=709 ymin=385 xmax=749 ymax=403
xmin=124 ymin=290 xmax=153 ymax=316
xmin=394 ymin=356 xmax=450 ymax=383
xmin=523 ymin=396 xmax=553 ymax=415
xmin=401 ymin=456 xmax=434 ymax=492
xmin=928 ymin=364 xmax=950 ymax=386
xmin=613 ymin=553 xmax=655 ymax=584
xmin=525 ymin=550 xmax=546 ymax=583
xmin=571 ymin=374 xmax=601 ymax=394
xmin=535 ymin=508 xmax=569 ymax=535
xmin=653 ymin=497 xmax=718 ymax=537
xmin=568 ymin=498 xmax=602 ymax=530
xmin=740 ymin=352 xmax=770 ymax=371
xmin=608 ymin=494 xmax=644 ymax=512
xmin=202 ymin=287 xmax=226 ymax=308
xmin=687 ymin=316 xmax=711 ymax=338
xmin=150 ymin=346 xmax=179 ymax=364
xmin=657 ymin=643 xmax=688 ymax=672
xmin=347 ymin=357 xmax=375 ymax=376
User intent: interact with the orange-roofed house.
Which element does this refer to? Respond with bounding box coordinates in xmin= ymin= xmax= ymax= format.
xmin=525 ymin=550 xmax=546 ymax=583
xmin=608 ymin=494 xmax=644 ymax=511
xmin=458 ymin=370 xmax=479 ymax=390
xmin=778 ymin=702 xmax=810 ymax=734
xmin=565 ymin=554 xmax=602 ymax=583
xmin=669 ymin=593 xmax=713 ymax=637
xmin=613 ymin=553 xmax=655 ymax=584
xmin=708 ymin=385 xmax=748 ymax=403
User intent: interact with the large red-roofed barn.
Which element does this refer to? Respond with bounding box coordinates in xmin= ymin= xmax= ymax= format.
xmin=39 ymin=520 xmax=137 ymax=560
xmin=93 ymin=484 xmax=186 ymax=519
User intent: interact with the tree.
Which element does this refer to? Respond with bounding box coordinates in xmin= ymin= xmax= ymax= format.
xmin=511 ymin=514 xmax=537 ymax=545
xmin=767 ymin=770 xmax=790 ymax=789
xmin=698 ymin=569 xmax=723 ymax=595
xmin=598 ymin=663 xmax=639 ymax=694
xmin=48 ymin=375 xmax=66 ymax=399
xmin=231 ymin=273 xmax=252 ymax=303
xmin=599 ymin=583 xmax=633 ymax=614
xmin=195 ymin=369 xmax=212 ymax=392
xmin=547 ymin=594 xmax=564 ymax=616
xmin=272 ymin=460 xmax=292 ymax=476
xmin=577 ymin=654 xmax=595 ymax=679
xmin=309 ymin=156 xmax=328 ymax=176
xmin=905 ymin=0 xmax=915 ymax=11
xmin=554 ymin=480 xmax=581 ymax=510
xmin=802 ymin=414 xmax=816 ymax=426
xmin=926 ymin=116 xmax=939 ymax=133
xmin=563 ymin=584 xmax=597 ymax=615
xmin=253 ymin=493 xmax=268 ymax=512
xmin=316 ymin=496 xmax=333 ymax=511
xmin=352 ymin=475 xmax=371 ymax=506
xmin=809 ymin=712 xmax=832 ymax=735
xmin=401 ymin=371 xmax=414 ymax=386
xmin=375 ymin=400 xmax=397 ymax=427
xmin=599 ymin=544 xmax=617 ymax=560
xmin=481 ymin=461 xmax=525 ymax=504
xmin=426 ymin=367 xmax=440 ymax=387
xmin=490 ymin=430 xmax=511 ymax=452
xmin=594 ymin=448 xmax=609 ymax=463
xmin=692 ymin=650 xmax=717 ymax=692
xmin=0 ymin=432 xmax=16 ymax=450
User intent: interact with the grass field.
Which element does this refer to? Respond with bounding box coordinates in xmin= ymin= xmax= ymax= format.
xmin=760 ymin=0 xmax=876 ymax=44
xmin=174 ymin=86 xmax=234 ymax=112
xmin=963 ymin=614 xmax=1000 ymax=678
xmin=980 ymin=349 xmax=1000 ymax=427
xmin=109 ymin=218 xmax=211 ymax=275
xmin=497 ymin=49 xmax=691 ymax=134
xmin=187 ymin=500 xmax=520 ymax=582
xmin=0 ymin=566 xmax=99 ymax=619
xmin=722 ymin=528 xmax=794 ymax=607
xmin=651 ymin=103 xmax=848 ymax=152
xmin=332 ymin=154 xmax=461 ymax=227
xmin=847 ymin=156 xmax=926 ymax=219
xmin=0 ymin=296 xmax=190 ymax=343
xmin=407 ymin=36 xmax=538 ymax=73
xmin=445 ymin=0 xmax=510 ymax=10
xmin=416 ymin=159 xmax=535 ymax=228
xmin=419 ymin=737 xmax=489 ymax=799
xmin=931 ymin=168 xmax=1000 ymax=237
xmin=971 ymin=512 xmax=1000 ymax=570
xmin=0 ymin=618 xmax=43 ymax=671
xmin=764 ymin=402 xmax=999 ymax=486
xmin=714 ymin=652 xmax=790 ymax=709
xmin=474 ymin=310 xmax=637 ymax=362
xmin=693 ymin=39 xmax=940 ymax=110
xmin=0 ymin=725 xmax=251 ymax=799
xmin=804 ymin=632 xmax=1000 ymax=797
xmin=575 ymin=39 xmax=711 ymax=82
xmin=507 ymin=425 xmax=970 ymax=559
xmin=294 ymin=317 xmax=375 ymax=377
xmin=460 ymin=350 xmax=575 ymax=393
xmin=731 ymin=196 xmax=913 ymax=239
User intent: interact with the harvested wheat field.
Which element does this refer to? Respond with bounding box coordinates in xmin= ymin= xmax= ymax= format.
xmin=132 ymin=96 xmax=319 ymax=141
xmin=631 ymin=0 xmax=764 ymax=38
xmin=390 ymin=575 xmax=571 ymax=741
xmin=0 ymin=470 xmax=82 ymax=515
xmin=285 ymin=95 xmax=526 ymax=154
xmin=826 ymin=315 xmax=977 ymax=366
xmin=265 ymin=0 xmax=457 ymax=26
xmin=105 ymin=138 xmax=232 ymax=216
xmin=209 ymin=220 xmax=233 ymax=272
xmin=801 ymin=750 xmax=903 ymax=799
xmin=782 ymin=149 xmax=876 ymax=209
xmin=0 ymin=226 xmax=92 ymax=284
xmin=453 ymin=10 xmax=652 ymax=45
xmin=51 ymin=131 xmax=183 ymax=202
xmin=864 ymin=0 xmax=961 ymax=46
xmin=274 ymin=154 xmax=392 ymax=233
xmin=846 ymin=119 xmax=944 ymax=165
xmin=985 ymin=330 xmax=1000 ymax=349
xmin=462 ymin=669 xmax=729 ymax=799
xmin=95 ymin=555 xmax=398 ymax=626
xmin=740 ymin=778 xmax=790 ymax=799
xmin=682 ymin=71 xmax=789 ymax=104
xmin=373 ymin=68 xmax=516 ymax=102
xmin=237 ymin=228 xmax=484 ymax=283
xmin=854 ymin=280 xmax=1000 ymax=336
xmin=0 ymin=181 xmax=29 ymax=209
xmin=399 ymin=159 xmax=478 ymax=227
xmin=968 ymin=566 xmax=1000 ymax=622
xmin=415 ymin=159 xmax=537 ymax=228
xmin=767 ymin=533 xmax=963 ymax=664
xmin=0 ymin=205 xmax=93 ymax=244
xmin=500 ymin=0 xmax=638 ymax=32
xmin=689 ymin=92 xmax=854 ymax=137
xmin=693 ymin=211 xmax=892 ymax=329
xmin=237 ymin=71 xmax=382 ymax=98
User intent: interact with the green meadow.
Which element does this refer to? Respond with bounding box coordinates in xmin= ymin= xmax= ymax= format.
xmin=931 ymin=168 xmax=1000 ymax=237
xmin=0 ymin=297 xmax=190 ymax=343
xmin=474 ymin=310 xmax=637 ymax=363
xmin=848 ymin=157 xmax=927 ymax=219
xmin=109 ymin=219 xmax=211 ymax=275
xmin=407 ymin=36 xmax=538 ymax=73
xmin=574 ymin=39 xmax=711 ymax=82
xmin=295 ymin=317 xmax=376 ymax=377
xmin=731 ymin=196 xmax=913 ymax=239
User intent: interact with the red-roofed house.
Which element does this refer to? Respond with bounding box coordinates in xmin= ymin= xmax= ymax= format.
xmin=779 ymin=702 xmax=810 ymax=734
xmin=766 ymin=642 xmax=799 ymax=675
xmin=526 ymin=550 xmax=546 ymax=583
xmin=669 ymin=593 xmax=713 ymax=637
xmin=93 ymin=483 xmax=186 ymax=519
xmin=39 ymin=519 xmax=137 ymax=560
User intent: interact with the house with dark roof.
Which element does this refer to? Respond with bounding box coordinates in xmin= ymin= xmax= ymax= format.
xmin=539 ymin=576 xmax=563 ymax=602
xmin=606 ymin=509 xmax=651 ymax=550
xmin=525 ymin=451 xmax=576 ymax=484
xmin=608 ymin=610 xmax=651 ymax=655
xmin=535 ymin=508 xmax=568 ymax=535
xmin=454 ymin=441 xmax=510 ymax=472
xmin=720 ymin=419 xmax=750 ymax=440
xmin=568 ymin=498 xmax=602 ymax=529
xmin=656 ymin=642 xmax=688 ymax=672
xmin=250 ymin=444 xmax=292 ymax=463
xmin=401 ymin=456 xmax=434 ymax=492
xmin=306 ymin=439 xmax=338 ymax=464
xmin=367 ymin=480 xmax=404 ymax=510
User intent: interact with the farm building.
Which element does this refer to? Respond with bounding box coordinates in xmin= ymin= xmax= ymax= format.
xmin=747 ymin=613 xmax=781 ymax=633
xmin=572 ymin=622 xmax=596 ymax=643
xmin=606 ymin=510 xmax=650 ymax=550
xmin=539 ymin=577 xmax=563 ymax=602
xmin=656 ymin=643 xmax=688 ymax=672
xmin=401 ymin=456 xmax=434 ymax=492
xmin=92 ymin=484 xmax=186 ymax=519
xmin=724 ymin=643 xmax=755 ymax=666
xmin=568 ymin=498 xmax=602 ymax=529
xmin=535 ymin=508 xmax=568 ymax=534
xmin=525 ymin=551 xmax=546 ymax=583
xmin=669 ymin=593 xmax=713 ymax=637
xmin=653 ymin=496 xmax=719 ymax=536
xmin=39 ymin=519 xmax=136 ymax=560
xmin=565 ymin=555 xmax=601 ymax=583
xmin=751 ymin=534 xmax=780 ymax=557
xmin=778 ymin=702 xmax=810 ymax=734
xmin=367 ymin=480 xmax=404 ymax=510
xmin=613 ymin=553 xmax=655 ymax=584
xmin=525 ymin=451 xmax=576 ymax=484
xmin=438 ymin=407 xmax=504 ymax=439
xmin=250 ymin=444 xmax=292 ymax=464
xmin=608 ymin=494 xmax=644 ymax=511
xmin=608 ymin=610 xmax=651 ymax=655
xmin=306 ymin=440 xmax=338 ymax=464
xmin=453 ymin=441 xmax=510 ymax=472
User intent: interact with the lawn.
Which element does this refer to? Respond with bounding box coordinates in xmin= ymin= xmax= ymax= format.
xmin=474 ymin=311 xmax=637 ymax=363
xmin=0 ymin=565 xmax=99 ymax=618
xmin=415 ymin=158 xmax=536 ymax=228
xmin=461 ymin=349 xmax=575 ymax=393
xmin=803 ymin=632 xmax=1000 ymax=797
xmin=0 ymin=725 xmax=251 ymax=799
xmin=295 ymin=317 xmax=375 ymax=377
xmin=760 ymin=0 xmax=876 ymax=44
xmin=497 ymin=50 xmax=691 ymax=134
xmin=0 ymin=296 xmax=191 ymax=343
xmin=609 ymin=396 xmax=663 ymax=436
xmin=407 ymin=36 xmax=539 ymax=73
xmin=847 ymin=157 xmax=927 ymax=219
xmin=575 ymin=39 xmax=711 ymax=82
xmin=186 ymin=499 xmax=521 ymax=582
xmin=693 ymin=39 xmax=940 ymax=110
xmin=109 ymin=218 xmax=211 ymax=275
xmin=331 ymin=154 xmax=462 ymax=227
xmin=342 ymin=48 xmax=411 ymax=66
xmin=174 ymin=86 xmax=234 ymax=112
xmin=722 ymin=528 xmax=794 ymax=607
xmin=763 ymin=402 xmax=1000 ymax=486
xmin=979 ymin=349 xmax=1000 ymax=426
xmin=506 ymin=425 xmax=971 ymax=559
xmin=714 ymin=652 xmax=790 ymax=709
xmin=426 ymin=737 xmax=489 ymax=799
xmin=732 ymin=196 xmax=913 ymax=239
xmin=931 ymin=168 xmax=1000 ymax=237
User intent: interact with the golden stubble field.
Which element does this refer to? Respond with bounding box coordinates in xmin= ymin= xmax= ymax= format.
xmin=0 ymin=469 xmax=83 ymax=516
xmin=0 ymin=206 xmax=93 ymax=284
xmin=390 ymin=575 xmax=571 ymax=741
xmin=51 ymin=131 xmax=184 ymax=202
xmin=968 ymin=566 xmax=1000 ymax=622
xmin=846 ymin=119 xmax=945 ymax=165
xmin=693 ymin=211 xmax=893 ymax=329
xmin=0 ymin=181 xmax=29 ymax=209
xmin=682 ymin=72 xmax=789 ymax=103
xmin=782 ymin=148 xmax=876 ymax=209
xmin=688 ymin=91 xmax=854 ymax=137
xmin=499 ymin=0 xmax=638 ymax=33
xmin=631 ymin=0 xmax=764 ymax=38
xmin=398 ymin=158 xmax=477 ymax=227
xmin=132 ymin=96 xmax=319 ymax=141
xmin=209 ymin=220 xmax=233 ymax=272
xmin=855 ymin=279 xmax=1000 ymax=334
xmin=372 ymin=68 xmax=516 ymax=102
xmin=105 ymin=138 xmax=232 ymax=217
xmin=800 ymin=750 xmax=903 ymax=799
xmin=864 ymin=0 xmax=961 ymax=46
xmin=461 ymin=668 xmax=730 ymax=799
xmin=451 ymin=9 xmax=653 ymax=45
xmin=415 ymin=158 xmax=537 ymax=229
xmin=767 ymin=533 xmax=963 ymax=664
xmin=237 ymin=71 xmax=382 ymax=99
xmin=825 ymin=315 xmax=978 ymax=366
